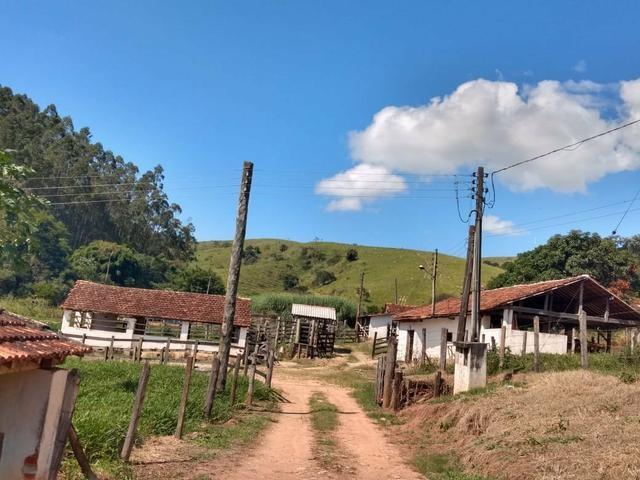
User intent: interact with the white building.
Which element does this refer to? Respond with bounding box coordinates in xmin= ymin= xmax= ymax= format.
xmin=389 ymin=275 xmax=640 ymax=363
xmin=365 ymin=303 xmax=417 ymax=341
xmin=60 ymin=280 xmax=250 ymax=355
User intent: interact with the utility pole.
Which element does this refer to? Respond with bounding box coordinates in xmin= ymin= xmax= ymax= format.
xmin=456 ymin=225 xmax=475 ymax=342
xmin=217 ymin=161 xmax=253 ymax=389
xmin=355 ymin=272 xmax=365 ymax=328
xmin=470 ymin=166 xmax=485 ymax=342
xmin=431 ymin=249 xmax=438 ymax=316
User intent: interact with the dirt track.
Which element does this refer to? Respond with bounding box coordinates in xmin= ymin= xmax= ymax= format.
xmin=222 ymin=372 xmax=422 ymax=480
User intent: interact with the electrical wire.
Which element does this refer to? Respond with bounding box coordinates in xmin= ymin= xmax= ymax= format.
xmin=611 ymin=185 xmax=640 ymax=235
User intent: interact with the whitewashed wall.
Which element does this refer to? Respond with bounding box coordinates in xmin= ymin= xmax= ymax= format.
xmin=60 ymin=309 xmax=247 ymax=354
xmin=482 ymin=328 xmax=567 ymax=355
xmin=396 ymin=317 xmax=460 ymax=361
xmin=368 ymin=314 xmax=393 ymax=339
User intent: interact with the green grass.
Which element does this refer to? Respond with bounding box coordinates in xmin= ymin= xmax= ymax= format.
xmin=0 ymin=295 xmax=61 ymax=330
xmin=413 ymin=453 xmax=493 ymax=480
xmin=195 ymin=239 xmax=503 ymax=308
xmin=308 ymin=392 xmax=340 ymax=470
xmin=61 ymin=359 xmax=272 ymax=477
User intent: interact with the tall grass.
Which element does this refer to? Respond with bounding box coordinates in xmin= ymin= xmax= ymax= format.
xmin=0 ymin=295 xmax=61 ymax=329
xmin=251 ymin=292 xmax=356 ymax=323
xmin=64 ymin=358 xmax=271 ymax=460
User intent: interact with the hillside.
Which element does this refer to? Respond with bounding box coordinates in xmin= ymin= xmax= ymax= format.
xmin=195 ymin=239 xmax=504 ymax=309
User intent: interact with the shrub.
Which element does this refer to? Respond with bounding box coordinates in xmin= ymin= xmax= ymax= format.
xmin=242 ymin=245 xmax=261 ymax=264
xmin=314 ymin=270 xmax=337 ymax=286
xmin=31 ymin=279 xmax=70 ymax=305
xmin=282 ymin=273 xmax=300 ymax=290
xmin=346 ymin=248 xmax=359 ymax=262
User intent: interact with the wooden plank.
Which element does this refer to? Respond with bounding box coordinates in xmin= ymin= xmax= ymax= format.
xmin=266 ymin=350 xmax=275 ymax=388
xmin=230 ymin=354 xmax=242 ymax=405
xmin=391 ymin=370 xmax=403 ymax=411
xmin=510 ymin=306 xmax=637 ymax=326
xmin=121 ymin=361 xmax=151 ymax=461
xmin=246 ymin=364 xmax=257 ymax=405
xmin=382 ymin=336 xmax=397 ymax=409
xmin=499 ymin=325 xmax=506 ymax=369
xmin=371 ymin=331 xmax=378 ymax=359
xmin=533 ymin=316 xmax=540 ymax=373
xmin=522 ymin=331 xmax=527 ymax=355
xmin=68 ymin=424 xmax=98 ymax=480
xmin=175 ymin=356 xmax=195 ymax=439
xmin=421 ymin=328 xmax=427 ymax=365
xmin=439 ymin=328 xmax=447 ymax=371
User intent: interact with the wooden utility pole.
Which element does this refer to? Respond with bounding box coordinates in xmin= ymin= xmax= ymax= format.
xmin=431 ymin=249 xmax=438 ymax=315
xmin=218 ymin=161 xmax=253 ymax=389
xmin=456 ymin=225 xmax=475 ymax=342
xmin=470 ymin=166 xmax=485 ymax=342
xmin=355 ymin=272 xmax=365 ymax=328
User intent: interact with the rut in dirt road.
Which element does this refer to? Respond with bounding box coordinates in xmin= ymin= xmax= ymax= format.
xmin=222 ymin=376 xmax=423 ymax=480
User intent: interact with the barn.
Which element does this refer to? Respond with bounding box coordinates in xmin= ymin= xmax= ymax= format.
xmin=291 ymin=303 xmax=337 ymax=358
xmin=392 ymin=275 xmax=640 ymax=363
xmin=60 ymin=280 xmax=251 ymax=355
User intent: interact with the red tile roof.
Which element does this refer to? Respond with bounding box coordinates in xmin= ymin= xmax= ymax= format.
xmin=395 ymin=276 xmax=589 ymax=321
xmin=62 ymin=280 xmax=252 ymax=327
xmin=383 ymin=303 xmax=418 ymax=314
xmin=0 ymin=310 xmax=89 ymax=368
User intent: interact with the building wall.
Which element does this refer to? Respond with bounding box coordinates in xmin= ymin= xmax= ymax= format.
xmin=482 ymin=328 xmax=567 ymax=355
xmin=368 ymin=314 xmax=393 ymax=339
xmin=396 ymin=317 xmax=460 ymax=361
xmin=61 ymin=309 xmax=247 ymax=353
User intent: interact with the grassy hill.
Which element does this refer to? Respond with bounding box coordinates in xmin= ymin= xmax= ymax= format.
xmin=195 ymin=239 xmax=504 ymax=309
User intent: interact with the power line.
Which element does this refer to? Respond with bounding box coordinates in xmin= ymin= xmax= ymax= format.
xmin=612 ymin=185 xmax=640 ymax=235
xmin=492 ymin=118 xmax=640 ymax=175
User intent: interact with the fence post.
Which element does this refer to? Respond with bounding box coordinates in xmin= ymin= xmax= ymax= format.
xmin=175 ymin=356 xmax=194 ymax=439
xmin=121 ymin=361 xmax=151 ymax=461
xmin=499 ymin=325 xmax=506 ymax=369
xmin=434 ymin=370 xmax=443 ymax=398
xmin=382 ymin=336 xmax=397 ymax=409
xmin=103 ymin=346 xmax=109 ymax=362
xmin=204 ymin=355 xmax=220 ymax=419
xmin=81 ymin=333 xmax=87 ymax=345
xmin=439 ymin=328 xmax=448 ymax=371
xmin=371 ymin=331 xmax=378 ymax=359
xmin=522 ymin=331 xmax=527 ymax=355
xmin=193 ymin=340 xmax=199 ymax=368
xmin=110 ymin=336 xmax=115 ymax=360
xmin=137 ymin=337 xmax=143 ymax=362
xmin=242 ymin=346 xmax=250 ymax=376
xmin=421 ymin=328 xmax=427 ymax=365
xmin=230 ymin=354 xmax=242 ymax=405
xmin=579 ymin=310 xmax=588 ymax=369
xmin=165 ymin=338 xmax=171 ymax=363
xmin=246 ymin=364 xmax=257 ymax=405
xmin=533 ymin=316 xmax=540 ymax=372
xmin=266 ymin=350 xmax=275 ymax=389
xmin=391 ymin=370 xmax=403 ymax=411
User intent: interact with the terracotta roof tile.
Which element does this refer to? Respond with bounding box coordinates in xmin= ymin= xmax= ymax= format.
xmin=383 ymin=303 xmax=418 ymax=314
xmin=395 ymin=276 xmax=589 ymax=321
xmin=0 ymin=311 xmax=89 ymax=367
xmin=62 ymin=280 xmax=252 ymax=327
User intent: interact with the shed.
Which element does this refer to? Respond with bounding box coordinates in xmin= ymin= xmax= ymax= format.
xmin=291 ymin=303 xmax=337 ymax=358
xmin=392 ymin=275 xmax=640 ymax=363
xmin=60 ymin=280 xmax=251 ymax=355
xmin=0 ymin=309 xmax=89 ymax=478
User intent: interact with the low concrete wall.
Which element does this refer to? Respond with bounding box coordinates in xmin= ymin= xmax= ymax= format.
xmin=481 ymin=328 xmax=567 ymax=355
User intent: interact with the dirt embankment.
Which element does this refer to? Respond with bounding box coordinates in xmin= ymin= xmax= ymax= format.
xmin=397 ymin=370 xmax=640 ymax=479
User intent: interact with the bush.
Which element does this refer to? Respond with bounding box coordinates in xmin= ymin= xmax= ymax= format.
xmin=299 ymin=247 xmax=326 ymax=270
xmin=252 ymin=292 xmax=357 ymax=325
xmin=279 ymin=243 xmax=288 ymax=252
xmin=346 ymin=248 xmax=359 ymax=262
xmin=314 ymin=270 xmax=336 ymax=286
xmin=31 ymin=279 xmax=70 ymax=305
xmin=242 ymin=245 xmax=261 ymax=264
xmin=282 ymin=273 xmax=300 ymax=291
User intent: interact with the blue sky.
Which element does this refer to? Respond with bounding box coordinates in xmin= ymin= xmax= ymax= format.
xmin=4 ymin=1 xmax=640 ymax=258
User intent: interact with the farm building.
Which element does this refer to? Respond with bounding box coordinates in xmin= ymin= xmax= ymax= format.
xmin=391 ymin=275 xmax=640 ymax=363
xmin=60 ymin=280 xmax=250 ymax=355
xmin=364 ymin=303 xmax=417 ymax=341
xmin=0 ymin=309 xmax=89 ymax=478
xmin=291 ymin=303 xmax=337 ymax=358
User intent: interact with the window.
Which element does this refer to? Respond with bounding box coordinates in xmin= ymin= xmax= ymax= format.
xmin=447 ymin=332 xmax=453 ymax=342
xmin=91 ymin=314 xmax=127 ymax=332
xmin=70 ymin=311 xmax=91 ymax=329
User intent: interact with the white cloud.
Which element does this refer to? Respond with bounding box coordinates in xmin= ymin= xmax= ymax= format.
xmin=315 ymin=164 xmax=407 ymax=212
xmin=483 ymin=215 xmax=522 ymax=236
xmin=573 ymin=60 xmax=587 ymax=73
xmin=318 ymin=77 xmax=640 ymax=211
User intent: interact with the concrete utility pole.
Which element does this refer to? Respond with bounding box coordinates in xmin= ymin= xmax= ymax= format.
xmin=470 ymin=166 xmax=485 ymax=342
xmin=431 ymin=249 xmax=438 ymax=316
xmin=456 ymin=225 xmax=475 ymax=342
xmin=217 ymin=161 xmax=253 ymax=389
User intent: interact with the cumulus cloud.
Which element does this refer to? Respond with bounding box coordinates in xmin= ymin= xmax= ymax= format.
xmin=317 ymin=77 xmax=640 ymax=211
xmin=315 ymin=164 xmax=407 ymax=212
xmin=483 ymin=215 xmax=522 ymax=236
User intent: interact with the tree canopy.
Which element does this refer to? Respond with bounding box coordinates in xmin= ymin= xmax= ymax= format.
xmin=488 ymin=230 xmax=639 ymax=296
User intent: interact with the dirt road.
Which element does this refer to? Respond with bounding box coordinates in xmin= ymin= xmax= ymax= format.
xmin=222 ymin=373 xmax=423 ymax=480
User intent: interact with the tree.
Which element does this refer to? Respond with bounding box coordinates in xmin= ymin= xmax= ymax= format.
xmin=242 ymin=245 xmax=261 ymax=264
xmin=346 ymin=248 xmax=359 ymax=262
xmin=488 ymin=230 xmax=637 ymax=290
xmin=282 ymin=273 xmax=300 ymax=290
xmin=314 ymin=270 xmax=336 ymax=286
xmin=169 ymin=266 xmax=225 ymax=295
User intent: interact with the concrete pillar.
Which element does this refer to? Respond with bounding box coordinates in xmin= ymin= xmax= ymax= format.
xmin=179 ymin=321 xmax=189 ymax=341
xmin=453 ymin=342 xmax=488 ymax=394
